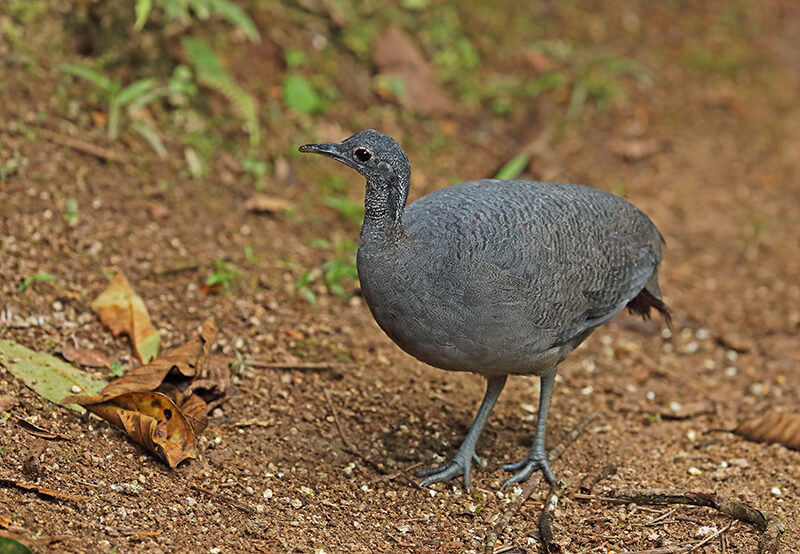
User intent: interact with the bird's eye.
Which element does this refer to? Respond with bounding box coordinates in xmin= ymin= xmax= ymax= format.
xmin=353 ymin=147 xmax=372 ymax=162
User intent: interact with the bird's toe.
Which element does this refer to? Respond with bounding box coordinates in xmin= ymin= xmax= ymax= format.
xmin=500 ymin=455 xmax=556 ymax=490
xmin=417 ymin=455 xmax=474 ymax=491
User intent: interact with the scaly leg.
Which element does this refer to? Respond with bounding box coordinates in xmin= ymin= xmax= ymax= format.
xmin=418 ymin=375 xmax=507 ymax=492
xmin=501 ymin=369 xmax=557 ymax=489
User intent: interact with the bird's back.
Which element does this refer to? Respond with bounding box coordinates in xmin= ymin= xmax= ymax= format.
xmin=357 ymin=180 xmax=665 ymax=375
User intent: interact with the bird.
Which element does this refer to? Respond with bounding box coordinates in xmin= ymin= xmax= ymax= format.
xmin=300 ymin=129 xmax=670 ymax=491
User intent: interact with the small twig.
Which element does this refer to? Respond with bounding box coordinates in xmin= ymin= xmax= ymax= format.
xmin=539 ymin=480 xmax=567 ymax=552
xmin=38 ymin=128 xmax=130 ymax=164
xmin=618 ymin=546 xmax=692 ymax=554
xmin=645 ymin=507 xmax=678 ymax=527
xmin=322 ymin=388 xmax=387 ymax=475
xmin=483 ymin=411 xmax=598 ymax=554
xmin=249 ymin=360 xmax=337 ymax=372
xmin=576 ymin=489 xmax=785 ymax=554
xmin=690 ymin=521 xmax=734 ymax=552
xmin=190 ymin=484 xmax=254 ymax=514
xmin=578 ymin=464 xmax=617 ymax=493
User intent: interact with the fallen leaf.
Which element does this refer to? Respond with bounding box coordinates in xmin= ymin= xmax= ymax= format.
xmin=87 ymin=392 xmax=198 ymax=467
xmin=0 ymin=340 xmax=107 ymax=413
xmin=0 ymin=534 xmax=32 ymax=553
xmin=0 ymin=395 xmax=19 ymax=413
xmin=244 ymin=194 xmax=295 ymax=214
xmin=92 ymin=272 xmax=160 ymax=364
xmin=65 ymin=319 xmax=225 ymax=467
xmin=60 ymin=345 xmax=111 ymax=368
xmin=608 ymin=137 xmax=662 ymax=161
xmin=734 ymin=412 xmax=800 ymax=450
xmin=68 ymin=319 xmax=217 ymax=404
xmin=0 ymin=515 xmax=11 ymax=527
xmin=372 ymin=25 xmax=451 ymax=114
xmin=15 ymin=418 xmax=70 ymax=441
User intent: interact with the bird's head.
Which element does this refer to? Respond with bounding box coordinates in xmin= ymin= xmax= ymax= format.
xmin=299 ymin=129 xmax=409 ymax=184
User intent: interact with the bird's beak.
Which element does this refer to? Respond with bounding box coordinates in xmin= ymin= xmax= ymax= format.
xmin=299 ymin=142 xmax=340 ymax=158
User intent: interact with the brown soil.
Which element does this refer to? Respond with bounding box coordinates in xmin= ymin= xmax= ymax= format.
xmin=1 ymin=2 xmax=799 ymax=553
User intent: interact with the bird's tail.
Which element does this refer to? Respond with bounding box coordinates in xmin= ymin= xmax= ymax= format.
xmin=626 ymin=273 xmax=672 ymax=329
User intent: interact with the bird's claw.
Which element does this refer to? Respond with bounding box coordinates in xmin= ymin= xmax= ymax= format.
xmin=417 ymin=453 xmax=476 ymax=492
xmin=500 ymin=455 xmax=555 ymax=490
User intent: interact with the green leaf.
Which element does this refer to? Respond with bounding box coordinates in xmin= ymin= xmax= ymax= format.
xmin=282 ymin=75 xmax=324 ymax=115
xmin=207 ymin=0 xmax=260 ymax=42
xmin=57 ymin=64 xmax=116 ymax=94
xmin=115 ymin=78 xmax=158 ymax=107
xmin=495 ymin=153 xmax=530 ymax=180
xmin=109 ymin=361 xmax=124 ymax=377
xmin=0 ymin=340 xmax=108 ymax=413
xmin=17 ymin=272 xmax=55 ymax=292
xmin=298 ymin=287 xmax=317 ymax=306
xmin=0 ymin=536 xmax=32 ymax=554
xmin=284 ymin=48 xmax=307 ymax=69
xmin=134 ymin=0 xmax=153 ymax=31
xmin=131 ymin=120 xmax=166 ymax=158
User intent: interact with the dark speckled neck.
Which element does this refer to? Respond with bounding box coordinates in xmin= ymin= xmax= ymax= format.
xmin=361 ymin=161 xmax=410 ymax=241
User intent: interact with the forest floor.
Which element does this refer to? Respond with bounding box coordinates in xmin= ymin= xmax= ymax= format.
xmin=1 ymin=1 xmax=799 ymax=552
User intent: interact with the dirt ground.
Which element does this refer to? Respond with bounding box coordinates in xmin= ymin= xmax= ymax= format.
xmin=1 ymin=1 xmax=799 ymax=553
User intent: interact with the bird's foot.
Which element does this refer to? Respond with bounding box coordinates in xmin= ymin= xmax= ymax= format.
xmin=417 ymin=453 xmax=482 ymax=492
xmin=500 ymin=453 xmax=555 ymax=490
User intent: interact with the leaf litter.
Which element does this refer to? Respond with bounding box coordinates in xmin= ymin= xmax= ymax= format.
xmin=65 ymin=318 xmax=229 ymax=467
xmin=0 ymin=341 xmax=108 ymax=413
xmin=734 ymin=411 xmax=800 ymax=451
xmin=92 ymin=271 xmax=160 ymax=364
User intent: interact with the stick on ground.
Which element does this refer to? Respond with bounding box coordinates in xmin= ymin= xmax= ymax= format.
xmin=576 ymin=490 xmax=785 ymax=554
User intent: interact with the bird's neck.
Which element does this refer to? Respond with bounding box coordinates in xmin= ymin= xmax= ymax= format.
xmin=360 ymin=172 xmax=410 ymax=242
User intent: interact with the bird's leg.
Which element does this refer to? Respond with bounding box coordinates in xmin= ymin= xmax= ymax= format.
xmin=418 ymin=375 xmax=507 ymax=492
xmin=501 ymin=369 xmax=557 ymax=489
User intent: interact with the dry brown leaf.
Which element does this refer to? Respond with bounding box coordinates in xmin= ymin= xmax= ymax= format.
xmin=0 ymin=395 xmax=19 ymax=412
xmin=92 ymin=272 xmax=160 ymax=364
xmin=372 ymin=25 xmax=452 ymax=114
xmin=15 ymin=418 xmax=70 ymax=440
xmin=64 ymin=319 xmax=224 ymax=467
xmin=69 ymin=319 xmax=217 ymax=405
xmin=0 ymin=515 xmax=11 ymax=528
xmin=60 ymin=344 xmax=111 ymax=368
xmin=86 ymin=391 xmax=197 ymax=467
xmin=244 ymin=194 xmax=295 ymax=214
xmin=734 ymin=411 xmax=800 ymax=450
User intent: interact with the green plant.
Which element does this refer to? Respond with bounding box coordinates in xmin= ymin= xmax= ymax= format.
xmin=182 ymin=38 xmax=260 ymax=147
xmin=17 ymin=273 xmax=55 ymax=292
xmin=495 ymin=154 xmax=530 ymax=180
xmin=57 ymin=65 xmax=157 ymax=139
xmin=323 ymin=195 xmax=364 ymax=226
xmin=244 ymin=245 xmax=258 ymax=264
xmin=134 ymin=0 xmax=260 ymax=42
xmin=109 ymin=361 xmax=124 ymax=377
xmin=242 ymin=157 xmax=270 ymax=190
xmin=282 ymin=75 xmax=325 ymax=115
xmin=295 ymin=238 xmax=359 ymax=305
xmin=206 ymin=258 xmax=241 ymax=294
xmin=527 ymin=41 xmax=653 ymax=121
xmin=64 ymin=199 xmax=79 ymax=226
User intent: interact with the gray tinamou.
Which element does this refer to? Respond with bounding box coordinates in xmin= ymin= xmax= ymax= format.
xmin=300 ymin=130 xmax=670 ymax=491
